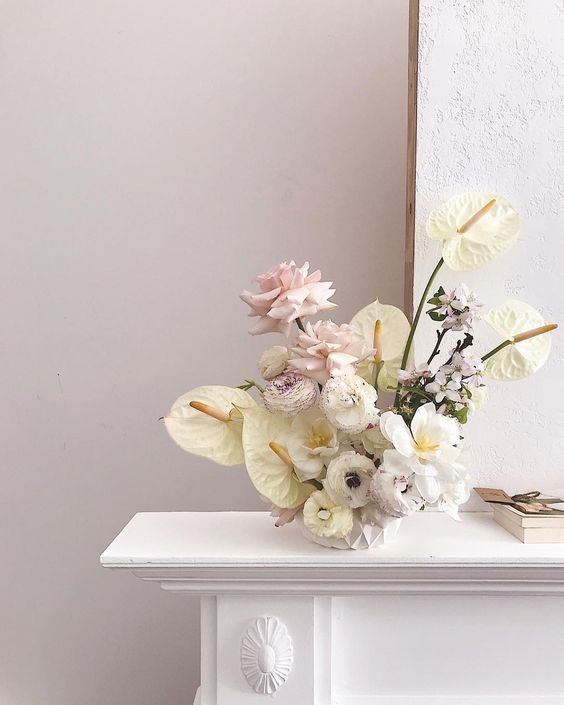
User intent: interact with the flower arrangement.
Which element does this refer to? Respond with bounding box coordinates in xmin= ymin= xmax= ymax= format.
xmin=164 ymin=193 xmax=557 ymax=549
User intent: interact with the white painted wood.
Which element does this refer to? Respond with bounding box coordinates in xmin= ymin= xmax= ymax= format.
xmin=101 ymin=511 xmax=564 ymax=703
xmin=101 ymin=511 xmax=564 ymax=596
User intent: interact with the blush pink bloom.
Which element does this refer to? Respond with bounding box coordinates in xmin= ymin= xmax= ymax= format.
xmin=240 ymin=261 xmax=337 ymax=336
xmin=288 ymin=320 xmax=374 ymax=384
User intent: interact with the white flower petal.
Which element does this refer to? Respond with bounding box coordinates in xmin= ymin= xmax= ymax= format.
xmin=380 ymin=412 xmax=414 ymax=458
xmin=350 ymin=300 xmax=412 ymax=391
xmin=483 ymin=300 xmax=552 ymax=380
xmin=426 ymin=193 xmax=519 ymax=271
xmin=242 ymin=407 xmax=314 ymax=508
xmin=164 ymin=385 xmax=256 ymax=466
xmin=415 ymin=474 xmax=441 ymax=503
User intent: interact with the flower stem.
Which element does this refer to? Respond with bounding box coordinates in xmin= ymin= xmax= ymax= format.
xmin=481 ymin=339 xmax=512 ymax=362
xmin=237 ymin=379 xmax=265 ymax=394
xmin=395 ymin=257 xmax=444 ymax=406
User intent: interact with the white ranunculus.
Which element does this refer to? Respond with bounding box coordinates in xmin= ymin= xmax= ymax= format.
xmin=320 ymin=374 xmax=379 ymax=434
xmin=287 ymin=408 xmax=339 ymax=481
xmin=379 ymin=403 xmax=463 ymax=503
xmin=302 ymin=489 xmax=354 ymax=539
xmin=259 ymin=345 xmax=290 ymax=380
xmin=164 ymin=385 xmax=257 ymax=466
xmin=482 ymin=300 xmax=553 ymax=380
xmin=369 ymin=470 xmax=423 ymax=518
xmin=324 ymin=451 xmax=375 ymax=508
xmin=426 ymin=192 xmax=520 ymax=271
xmin=263 ymin=371 xmax=319 ymax=415
xmin=350 ymin=299 xmax=412 ymax=392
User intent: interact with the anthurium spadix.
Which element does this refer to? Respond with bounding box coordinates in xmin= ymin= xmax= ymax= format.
xmin=163 ymin=385 xmax=256 ymax=466
xmin=350 ymin=300 xmax=412 ymax=391
xmin=482 ymin=300 xmax=557 ymax=380
xmin=426 ymin=192 xmax=520 ymax=271
xmin=242 ymin=407 xmax=314 ymax=508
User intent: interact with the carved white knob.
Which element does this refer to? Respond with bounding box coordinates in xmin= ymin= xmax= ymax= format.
xmin=240 ymin=616 xmax=293 ymax=694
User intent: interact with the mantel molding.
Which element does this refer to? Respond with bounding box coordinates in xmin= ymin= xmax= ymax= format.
xmin=101 ymin=511 xmax=564 ymax=596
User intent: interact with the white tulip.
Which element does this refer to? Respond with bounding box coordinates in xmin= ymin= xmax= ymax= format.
xmin=379 ymin=403 xmax=463 ymax=503
xmin=286 ymin=409 xmax=339 ymax=482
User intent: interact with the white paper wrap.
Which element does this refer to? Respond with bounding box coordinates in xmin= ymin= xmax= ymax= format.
xmin=296 ymin=511 xmax=402 ymax=550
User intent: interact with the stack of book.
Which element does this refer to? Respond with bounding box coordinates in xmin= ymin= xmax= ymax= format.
xmin=493 ymin=503 xmax=564 ymax=544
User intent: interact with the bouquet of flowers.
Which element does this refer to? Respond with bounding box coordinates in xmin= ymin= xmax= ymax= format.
xmin=164 ymin=193 xmax=557 ymax=549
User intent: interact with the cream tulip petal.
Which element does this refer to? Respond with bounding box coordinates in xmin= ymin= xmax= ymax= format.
xmin=483 ymin=300 xmax=552 ymax=380
xmin=242 ymin=407 xmax=314 ymax=508
xmin=350 ymin=300 xmax=412 ymax=391
xmin=164 ymin=386 xmax=257 ymax=466
xmin=426 ymin=193 xmax=520 ymax=271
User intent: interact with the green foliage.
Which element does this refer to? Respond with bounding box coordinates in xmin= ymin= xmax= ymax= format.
xmin=426 ymin=286 xmax=447 ymax=321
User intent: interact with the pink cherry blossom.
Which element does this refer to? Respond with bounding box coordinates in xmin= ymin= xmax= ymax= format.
xmin=288 ymin=320 xmax=374 ymax=384
xmin=240 ymin=261 xmax=337 ymax=336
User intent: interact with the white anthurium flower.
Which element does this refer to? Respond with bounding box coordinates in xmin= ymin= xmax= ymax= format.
xmin=163 ymin=385 xmax=257 ymax=466
xmin=302 ymin=489 xmax=354 ymax=539
xmin=286 ymin=408 xmax=339 ymax=482
xmin=379 ymin=403 xmax=462 ymax=503
xmin=324 ymin=450 xmax=375 ymax=508
xmin=350 ymin=299 xmax=412 ymax=391
xmin=242 ymin=407 xmax=314 ymax=508
xmin=482 ymin=300 xmax=554 ymax=380
xmin=426 ymin=192 xmax=520 ymax=271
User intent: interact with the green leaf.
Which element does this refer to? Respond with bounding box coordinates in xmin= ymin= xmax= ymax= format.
xmin=429 ymin=311 xmax=447 ymax=322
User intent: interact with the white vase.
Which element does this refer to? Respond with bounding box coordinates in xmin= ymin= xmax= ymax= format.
xmin=296 ymin=512 xmax=402 ymax=550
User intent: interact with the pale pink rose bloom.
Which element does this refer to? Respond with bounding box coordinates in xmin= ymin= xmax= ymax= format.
xmin=288 ymin=320 xmax=374 ymax=384
xmin=240 ymin=261 xmax=337 ymax=336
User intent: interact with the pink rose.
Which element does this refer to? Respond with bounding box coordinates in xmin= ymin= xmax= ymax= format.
xmin=288 ymin=320 xmax=374 ymax=384
xmin=240 ymin=261 xmax=337 ymax=336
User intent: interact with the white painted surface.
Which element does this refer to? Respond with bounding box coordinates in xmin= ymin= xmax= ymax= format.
xmin=100 ymin=510 xmax=564 ymax=565
xmin=1 ymin=2 xmax=409 ymax=703
xmin=101 ymin=511 xmax=564 ymax=703
xmin=414 ymin=0 xmax=564 ymax=494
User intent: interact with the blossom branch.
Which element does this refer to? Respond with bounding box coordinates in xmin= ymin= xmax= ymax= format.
xmin=427 ymin=328 xmax=448 ymax=365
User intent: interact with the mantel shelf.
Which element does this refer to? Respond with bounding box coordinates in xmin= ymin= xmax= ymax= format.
xmin=101 ymin=511 xmax=564 ymax=596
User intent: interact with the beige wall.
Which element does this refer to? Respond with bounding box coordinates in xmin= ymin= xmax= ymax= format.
xmin=1 ymin=2 xmax=408 ymax=703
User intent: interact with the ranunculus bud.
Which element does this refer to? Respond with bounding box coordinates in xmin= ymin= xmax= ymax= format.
xmin=259 ymin=346 xmax=290 ymax=380
xmin=263 ymin=371 xmax=319 ymax=416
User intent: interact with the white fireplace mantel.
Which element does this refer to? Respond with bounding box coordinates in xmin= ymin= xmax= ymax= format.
xmin=101 ymin=511 xmax=564 ymax=704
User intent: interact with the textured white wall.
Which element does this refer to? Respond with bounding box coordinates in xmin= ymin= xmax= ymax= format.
xmin=414 ymin=0 xmax=564 ymax=495
xmin=0 ymin=2 xmax=408 ymax=704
